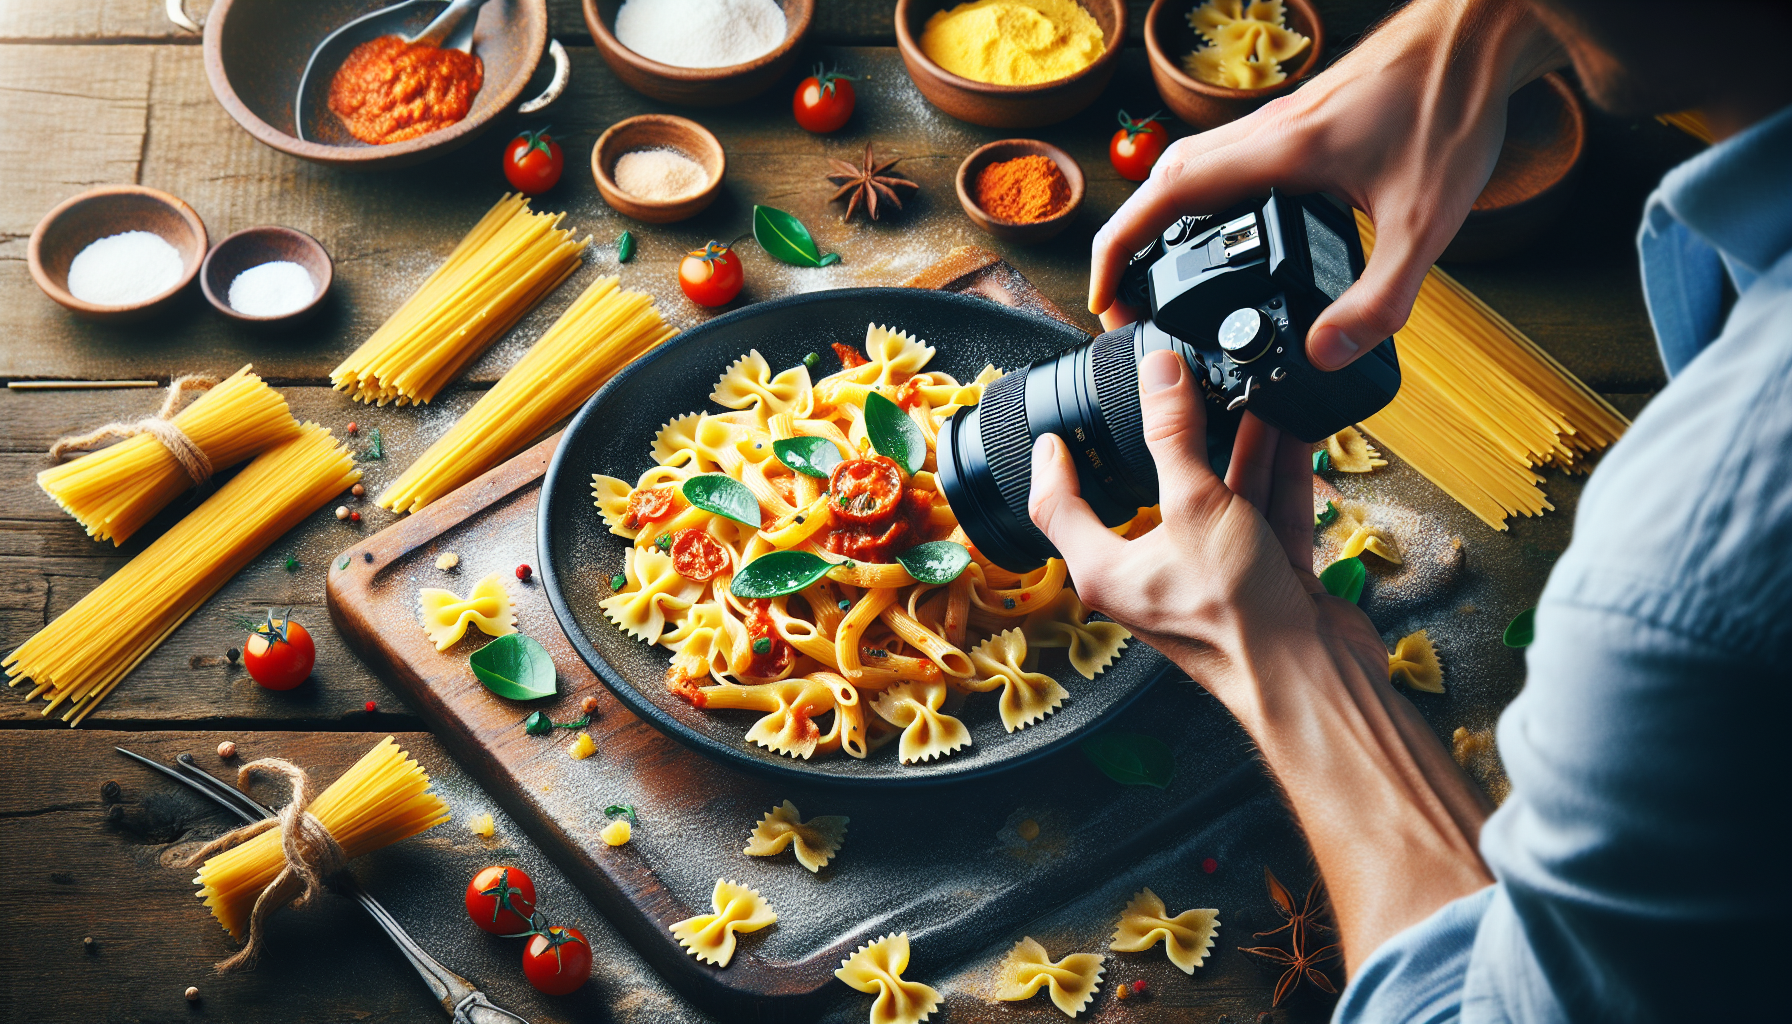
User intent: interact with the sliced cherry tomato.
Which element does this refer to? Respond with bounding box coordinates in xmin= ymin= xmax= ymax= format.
xmin=678 ymin=241 xmax=743 ymax=308
xmin=831 ymin=342 xmax=870 ymax=368
xmin=503 ymin=126 xmax=564 ymax=195
xmin=793 ymin=65 xmax=856 ymax=133
xmin=829 ymin=455 xmax=904 ymax=523
xmin=465 ymin=865 xmax=537 ymax=935
xmin=242 ymin=610 xmax=314 ymax=690
xmin=623 ymin=485 xmax=676 ymax=530
xmin=823 ymin=486 xmax=936 ymax=562
xmin=522 ymin=925 xmax=591 ymax=995
xmin=671 ymin=528 xmax=729 ymax=582
xmin=1110 ymin=109 xmax=1169 ymax=183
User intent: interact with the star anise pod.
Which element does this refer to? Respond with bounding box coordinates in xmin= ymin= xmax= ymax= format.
xmin=826 ymin=143 xmax=919 ymax=223
xmin=1238 ymin=867 xmax=1340 ymax=1007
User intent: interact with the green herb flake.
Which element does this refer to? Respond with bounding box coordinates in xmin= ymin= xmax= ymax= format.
xmin=1312 ymin=448 xmax=1331 ymax=473
xmin=609 ymin=573 xmax=627 ymax=590
xmin=773 ymin=436 xmax=844 ymax=480
xmin=731 ymin=550 xmax=834 ymax=599
xmin=604 ymin=804 xmax=636 ymax=821
xmin=803 ymin=352 xmax=819 ymax=369
xmin=1315 ymin=500 xmax=1339 ymax=528
xmin=838 ymin=598 xmax=851 ymax=610
xmin=523 ymin=711 xmax=553 ymax=736
xmin=752 ymin=205 xmax=841 ymax=268
xmin=337 ymin=555 xmax=351 ymax=570
xmin=283 ymin=552 xmax=300 ymax=573
xmin=1319 ymin=557 xmax=1366 ymax=604
xmin=655 ymin=533 xmax=671 ymax=551
xmin=1080 ymin=732 xmax=1174 ymax=788
xmin=617 ymin=230 xmax=635 ymax=264
xmin=751 ymin=637 xmax=772 ymax=655
xmin=1503 ymin=607 xmax=1536 ymax=648
xmin=863 ymin=391 xmax=926 ymax=474
xmin=357 ymin=426 xmax=384 ymax=461
xmin=469 ymin=633 xmax=558 ymax=701
xmin=681 ymin=473 xmax=763 ymax=528
xmin=894 ymin=541 xmax=971 ymax=585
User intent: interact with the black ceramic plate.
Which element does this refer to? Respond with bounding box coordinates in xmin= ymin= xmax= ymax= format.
xmin=538 ymin=288 xmax=1172 ymax=787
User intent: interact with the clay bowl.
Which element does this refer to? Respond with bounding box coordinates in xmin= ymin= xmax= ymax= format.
xmin=592 ymin=115 xmax=726 ymax=224
xmin=583 ymin=0 xmax=813 ymax=106
xmin=895 ymin=0 xmax=1126 ymax=129
xmin=1144 ymin=0 xmax=1323 ymax=129
xmin=1442 ymin=72 xmax=1585 ymax=262
xmin=200 ymin=226 xmax=334 ymax=327
xmin=27 ymin=185 xmax=208 ymax=322
xmin=203 ymin=0 xmax=549 ymax=169
xmin=957 ymin=139 xmax=1085 ymax=244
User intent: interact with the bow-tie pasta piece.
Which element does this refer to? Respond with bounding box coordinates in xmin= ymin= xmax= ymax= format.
xmin=1183 ymin=0 xmax=1310 ymax=89
xmin=872 ymin=680 xmax=971 ymax=764
xmin=861 ymin=324 xmax=938 ymax=386
xmin=1021 ymin=591 xmax=1130 ymax=680
xmin=1109 ymin=888 xmax=1220 ymax=974
xmin=743 ymin=800 xmax=849 ymax=872
xmin=652 ymin=412 xmax=713 ymax=471
xmin=1325 ymin=426 xmax=1387 ymax=473
xmin=417 ymin=572 xmax=515 ymax=652
xmin=835 ymin=933 xmax=941 ymax=1024
xmin=1324 ymin=503 xmax=1402 ymax=565
xmin=600 ymin=546 xmax=704 ymax=644
xmin=994 ymin=936 xmax=1105 ymax=1017
xmin=711 ymin=349 xmax=815 ymax=422
xmin=701 ymin=677 xmax=840 ymax=759
xmin=966 ymin=629 xmax=1068 ymax=732
xmin=591 ymin=474 xmax=638 ymax=537
xmin=1389 ymin=629 xmax=1444 ymax=692
xmin=669 ymin=879 xmax=776 ymax=968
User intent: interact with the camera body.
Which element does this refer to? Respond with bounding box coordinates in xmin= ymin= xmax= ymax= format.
xmin=1118 ymin=189 xmax=1400 ymax=443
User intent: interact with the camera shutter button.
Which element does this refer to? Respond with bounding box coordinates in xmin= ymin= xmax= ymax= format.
xmin=1217 ymin=307 xmax=1275 ymax=363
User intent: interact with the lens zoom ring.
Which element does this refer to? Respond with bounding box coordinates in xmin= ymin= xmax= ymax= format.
xmin=1092 ymin=328 xmax=1152 ymax=481
xmin=979 ymin=371 xmax=1050 ymax=550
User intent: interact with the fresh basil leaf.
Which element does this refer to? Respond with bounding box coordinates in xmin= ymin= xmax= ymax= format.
xmin=895 ymin=541 xmax=970 ymax=584
xmin=682 ymin=473 xmax=762 ymax=527
xmin=1080 ymin=732 xmax=1174 ymax=788
xmin=730 ymin=550 xmax=834 ymax=599
xmin=753 ymin=205 xmax=839 ymax=269
xmin=1503 ymin=607 xmax=1536 ymax=648
xmin=1315 ymin=499 xmax=1339 ymax=528
xmin=774 ymin=436 xmax=843 ymax=479
xmin=1318 ymin=557 xmax=1365 ymax=604
xmin=1312 ymin=448 xmax=1330 ymax=473
xmin=470 ymin=633 xmax=557 ymax=701
xmin=864 ymin=391 xmax=925 ymax=474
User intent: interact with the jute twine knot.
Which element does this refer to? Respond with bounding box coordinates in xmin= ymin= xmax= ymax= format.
xmin=48 ymin=373 xmax=217 ymax=488
xmin=182 ymin=758 xmax=347 ymax=973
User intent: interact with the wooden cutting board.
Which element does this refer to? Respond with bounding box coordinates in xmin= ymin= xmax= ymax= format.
xmin=326 ymin=250 xmax=1267 ymax=1020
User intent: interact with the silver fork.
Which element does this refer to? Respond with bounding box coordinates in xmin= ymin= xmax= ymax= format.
xmin=116 ymin=746 xmax=530 ymax=1024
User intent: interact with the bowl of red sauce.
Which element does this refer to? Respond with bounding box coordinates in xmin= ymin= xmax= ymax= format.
xmin=200 ymin=0 xmax=558 ymax=169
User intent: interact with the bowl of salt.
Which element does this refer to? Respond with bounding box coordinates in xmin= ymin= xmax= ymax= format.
xmin=200 ymin=226 xmax=333 ymax=327
xmin=28 ymin=185 xmax=208 ymax=322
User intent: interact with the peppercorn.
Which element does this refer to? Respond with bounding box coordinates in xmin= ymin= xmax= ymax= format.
xmin=346 ymin=422 xmax=358 ymax=434
xmin=185 ymin=986 xmax=200 ymax=1002
xmin=83 ymin=936 xmax=95 ymax=952
xmin=1116 ymin=983 xmax=1131 ymax=1001
xmin=1202 ymin=856 xmax=1218 ymax=874
xmin=100 ymin=780 xmax=121 ymax=802
xmin=335 ymin=505 xmax=349 ymax=520
xmin=349 ymin=511 xmax=361 ymax=523
xmin=1132 ymin=980 xmax=1148 ymax=994
xmin=227 ymin=647 xmax=240 ymax=663
xmin=1003 ymin=597 xmax=1016 ymax=609
xmin=365 ymin=700 xmax=377 ymax=713
xmin=516 ymin=564 xmax=532 ymax=580
xmin=363 ymin=551 xmax=373 ymax=563
xmin=217 ymin=740 xmax=237 ymax=759
xmin=581 ymin=695 xmax=600 ymax=715
xmin=351 ymin=483 xmax=365 ymax=497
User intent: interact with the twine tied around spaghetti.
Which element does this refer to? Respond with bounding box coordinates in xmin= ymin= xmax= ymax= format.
xmin=47 ymin=373 xmax=217 ymax=488
xmin=182 ymin=758 xmax=347 ymax=973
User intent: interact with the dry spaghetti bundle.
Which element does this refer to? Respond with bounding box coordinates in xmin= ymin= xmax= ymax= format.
xmin=5 ymin=424 xmax=359 ymax=725
xmin=378 ymin=276 xmax=677 ymax=514
xmin=331 ymin=193 xmax=588 ymax=407
xmin=1354 ymin=211 xmax=1629 ymax=529
xmin=190 ymin=737 xmax=449 ymax=969
xmin=37 ymin=366 xmax=301 ymax=545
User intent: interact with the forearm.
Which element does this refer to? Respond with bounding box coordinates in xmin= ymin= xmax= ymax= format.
xmin=1217 ymin=615 xmax=1494 ymax=972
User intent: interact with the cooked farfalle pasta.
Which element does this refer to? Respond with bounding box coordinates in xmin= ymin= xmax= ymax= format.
xmin=1389 ymin=629 xmax=1443 ymax=692
xmin=669 ymin=879 xmax=777 ymax=968
xmin=835 ymin=933 xmax=941 ymax=1024
xmin=1109 ymin=888 xmax=1220 ymax=974
xmin=588 ymin=326 xmax=1132 ymax=768
xmin=743 ymin=800 xmax=849 ymax=872
xmin=993 ymin=937 xmax=1105 ymax=1017
xmin=417 ymin=572 xmax=515 ymax=652
xmin=1325 ymin=426 xmax=1387 ymax=473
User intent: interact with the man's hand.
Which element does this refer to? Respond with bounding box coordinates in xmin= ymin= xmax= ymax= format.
xmin=1089 ymin=0 xmax=1565 ymax=370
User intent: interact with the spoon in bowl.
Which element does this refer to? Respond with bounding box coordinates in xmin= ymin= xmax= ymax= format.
xmin=295 ymin=0 xmax=492 ymax=145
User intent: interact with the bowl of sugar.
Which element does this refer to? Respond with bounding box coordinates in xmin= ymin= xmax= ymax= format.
xmin=591 ymin=114 xmax=726 ymax=223
xmin=28 ymin=185 xmax=208 ymax=322
xmin=200 ymin=226 xmax=334 ymax=326
xmin=584 ymin=0 xmax=812 ymax=105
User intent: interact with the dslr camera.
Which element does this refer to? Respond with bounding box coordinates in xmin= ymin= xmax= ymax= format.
xmin=937 ymin=190 xmax=1401 ymax=572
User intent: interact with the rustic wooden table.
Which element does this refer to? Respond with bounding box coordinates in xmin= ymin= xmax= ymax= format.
xmin=0 ymin=1 xmax=1697 ymax=1021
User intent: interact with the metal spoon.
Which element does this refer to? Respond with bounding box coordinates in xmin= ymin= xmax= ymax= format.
xmin=294 ymin=0 xmax=493 ymax=145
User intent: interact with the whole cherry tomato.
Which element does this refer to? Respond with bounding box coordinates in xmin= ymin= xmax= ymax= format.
xmin=242 ymin=610 xmax=315 ymax=690
xmin=465 ymin=865 xmax=537 ymax=935
xmin=522 ymin=925 xmax=592 ymax=995
xmin=678 ymin=241 xmax=743 ymax=308
xmin=1109 ymin=109 xmax=1169 ymax=182
xmin=503 ymin=126 xmax=564 ymax=195
xmin=793 ymin=65 xmax=856 ymax=133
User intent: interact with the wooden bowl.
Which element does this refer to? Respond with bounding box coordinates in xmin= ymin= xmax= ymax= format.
xmin=583 ymin=0 xmax=813 ymax=106
xmin=957 ymin=139 xmax=1085 ymax=244
xmin=895 ymin=0 xmax=1126 ymax=129
xmin=200 ymin=226 xmax=334 ymax=326
xmin=1144 ymin=0 xmax=1323 ymax=129
xmin=1442 ymin=72 xmax=1585 ymax=262
xmin=27 ymin=185 xmax=208 ymax=322
xmin=592 ymin=115 xmax=726 ymax=224
xmin=203 ymin=0 xmax=549 ymax=169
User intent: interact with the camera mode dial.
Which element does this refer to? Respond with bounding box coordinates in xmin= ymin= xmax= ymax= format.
xmin=1217 ymin=307 xmax=1275 ymax=363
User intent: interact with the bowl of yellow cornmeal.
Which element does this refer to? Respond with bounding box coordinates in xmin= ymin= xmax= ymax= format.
xmin=895 ymin=0 xmax=1126 ymax=128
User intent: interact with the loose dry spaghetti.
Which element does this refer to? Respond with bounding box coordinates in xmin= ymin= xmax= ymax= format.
xmin=331 ymin=194 xmax=588 ymax=407
xmin=1354 ymin=212 xmax=1629 ymax=529
xmin=379 ymin=276 xmax=677 ymax=514
xmin=6 ymin=424 xmax=359 ymax=725
xmin=37 ymin=366 xmax=301 ymax=545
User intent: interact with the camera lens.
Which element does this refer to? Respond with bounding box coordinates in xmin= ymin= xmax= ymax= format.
xmin=938 ymin=323 xmax=1197 ymax=573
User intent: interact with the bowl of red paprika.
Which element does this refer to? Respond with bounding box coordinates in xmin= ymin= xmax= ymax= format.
xmin=955 ymin=139 xmax=1085 ymax=245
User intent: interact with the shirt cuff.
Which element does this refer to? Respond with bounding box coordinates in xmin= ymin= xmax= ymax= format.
xmin=1331 ymin=885 xmax=1495 ymax=1024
